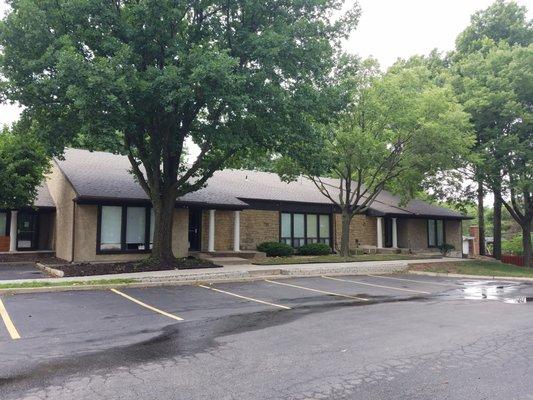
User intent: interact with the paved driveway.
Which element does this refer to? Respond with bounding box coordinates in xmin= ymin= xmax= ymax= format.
xmin=1 ymin=274 xmax=532 ymax=399
xmin=0 ymin=263 xmax=48 ymax=281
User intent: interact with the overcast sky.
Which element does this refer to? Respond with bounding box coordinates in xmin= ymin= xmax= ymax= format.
xmin=0 ymin=0 xmax=531 ymax=126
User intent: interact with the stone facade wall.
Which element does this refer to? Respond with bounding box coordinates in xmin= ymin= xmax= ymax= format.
xmin=445 ymin=219 xmax=462 ymax=253
xmin=200 ymin=209 xmax=279 ymax=251
xmin=397 ymin=218 xmax=428 ymax=250
xmin=241 ymin=210 xmax=279 ymax=250
xmin=201 ymin=210 xmax=235 ymax=251
xmin=333 ymin=214 xmax=378 ymax=251
xmin=45 ymin=162 xmax=77 ymax=261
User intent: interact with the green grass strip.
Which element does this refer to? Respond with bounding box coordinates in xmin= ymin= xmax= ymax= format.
xmin=409 ymin=260 xmax=533 ymax=278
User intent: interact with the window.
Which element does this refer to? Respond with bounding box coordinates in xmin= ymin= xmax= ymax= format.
xmin=126 ymin=207 xmax=146 ymax=250
xmin=100 ymin=206 xmax=122 ymax=250
xmin=306 ymin=215 xmax=318 ymax=243
xmin=293 ymin=214 xmax=305 ymax=247
xmin=281 ymin=213 xmax=292 ymax=245
xmin=319 ymin=214 xmax=331 ymax=245
xmin=428 ymin=219 xmax=445 ymax=247
xmin=280 ymin=212 xmax=331 ymax=248
xmin=98 ymin=205 xmax=152 ymax=253
xmin=0 ymin=213 xmax=7 ymax=236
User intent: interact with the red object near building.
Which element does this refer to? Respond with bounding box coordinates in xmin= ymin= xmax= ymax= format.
xmin=501 ymin=254 xmax=525 ymax=267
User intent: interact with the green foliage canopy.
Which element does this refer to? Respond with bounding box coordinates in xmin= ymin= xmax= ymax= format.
xmin=0 ymin=125 xmax=49 ymax=209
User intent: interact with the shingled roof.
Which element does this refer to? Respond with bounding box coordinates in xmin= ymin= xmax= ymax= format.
xmin=54 ymin=148 xmax=468 ymax=219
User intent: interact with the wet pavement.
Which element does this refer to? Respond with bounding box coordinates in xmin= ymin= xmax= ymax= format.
xmin=0 ymin=263 xmax=48 ymax=280
xmin=0 ymin=274 xmax=532 ymax=400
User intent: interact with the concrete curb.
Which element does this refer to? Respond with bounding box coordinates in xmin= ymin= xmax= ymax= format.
xmin=408 ymin=270 xmax=533 ymax=282
xmin=35 ymin=262 xmax=65 ymax=277
xmin=0 ymin=262 xmax=409 ymax=295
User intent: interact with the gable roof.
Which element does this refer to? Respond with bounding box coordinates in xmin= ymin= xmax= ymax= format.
xmin=32 ymin=182 xmax=55 ymax=208
xmin=54 ymin=148 xmax=469 ymax=219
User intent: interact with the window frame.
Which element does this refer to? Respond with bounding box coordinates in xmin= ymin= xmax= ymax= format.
xmin=97 ymin=205 xmax=152 ymax=254
xmin=279 ymin=212 xmax=332 ymax=248
xmin=427 ymin=218 xmax=446 ymax=248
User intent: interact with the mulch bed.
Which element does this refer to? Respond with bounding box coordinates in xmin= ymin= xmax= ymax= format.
xmin=51 ymin=256 xmax=222 ymax=277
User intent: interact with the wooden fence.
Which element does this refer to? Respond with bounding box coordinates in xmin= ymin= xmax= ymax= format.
xmin=501 ymin=254 xmax=525 ymax=267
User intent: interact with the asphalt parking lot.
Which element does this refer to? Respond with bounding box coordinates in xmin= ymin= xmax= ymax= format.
xmin=1 ymin=274 xmax=532 ymax=400
xmin=0 ymin=263 xmax=47 ymax=281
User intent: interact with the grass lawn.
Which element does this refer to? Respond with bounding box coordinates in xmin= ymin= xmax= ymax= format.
xmin=0 ymin=278 xmax=136 ymax=290
xmin=253 ymin=253 xmax=442 ymax=265
xmin=409 ymin=260 xmax=533 ymax=278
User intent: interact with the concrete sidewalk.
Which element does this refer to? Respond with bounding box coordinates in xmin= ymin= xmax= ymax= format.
xmin=0 ymin=257 xmax=465 ymax=287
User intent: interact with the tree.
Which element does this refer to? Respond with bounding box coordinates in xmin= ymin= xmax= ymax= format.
xmin=452 ymin=42 xmax=532 ymax=267
xmin=0 ymin=0 xmax=360 ymax=264
xmin=454 ymin=0 xmax=532 ymax=259
xmin=0 ymin=124 xmax=49 ymax=209
xmin=278 ymin=61 xmax=473 ymax=256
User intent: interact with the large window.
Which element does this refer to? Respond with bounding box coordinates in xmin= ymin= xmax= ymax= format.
xmin=0 ymin=213 xmax=7 ymax=236
xmin=428 ymin=219 xmax=445 ymax=247
xmin=280 ymin=212 xmax=331 ymax=248
xmin=98 ymin=205 xmax=152 ymax=253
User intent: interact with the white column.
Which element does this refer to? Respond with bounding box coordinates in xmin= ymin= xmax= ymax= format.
xmin=9 ymin=210 xmax=18 ymax=252
xmin=392 ymin=217 xmax=398 ymax=248
xmin=208 ymin=209 xmax=215 ymax=252
xmin=233 ymin=210 xmax=240 ymax=252
xmin=376 ymin=217 xmax=383 ymax=249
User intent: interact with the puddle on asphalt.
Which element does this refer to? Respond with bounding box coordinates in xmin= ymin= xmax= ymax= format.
xmin=454 ymin=280 xmax=533 ymax=304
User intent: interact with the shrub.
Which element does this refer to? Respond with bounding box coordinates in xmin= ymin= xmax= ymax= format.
xmin=502 ymin=235 xmax=525 ymax=255
xmin=257 ymin=241 xmax=294 ymax=257
xmin=297 ymin=243 xmax=332 ymax=256
xmin=438 ymin=243 xmax=455 ymax=256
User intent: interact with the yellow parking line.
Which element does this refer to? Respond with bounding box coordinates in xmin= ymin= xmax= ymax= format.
xmin=198 ymin=285 xmax=291 ymax=310
xmin=110 ymin=288 xmax=183 ymax=321
xmin=322 ymin=276 xmax=430 ymax=294
xmin=264 ymin=279 xmax=369 ymax=301
xmin=0 ymin=298 xmax=21 ymax=340
xmin=366 ymin=274 xmax=459 ymax=287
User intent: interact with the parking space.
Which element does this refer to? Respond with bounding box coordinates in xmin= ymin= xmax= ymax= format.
xmin=0 ymin=274 xmax=530 ymax=345
xmin=0 ymin=263 xmax=48 ymax=280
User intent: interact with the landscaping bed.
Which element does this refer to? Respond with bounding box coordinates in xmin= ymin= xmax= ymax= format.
xmin=49 ymin=257 xmax=221 ymax=277
xmin=409 ymin=260 xmax=533 ymax=278
xmin=253 ymin=254 xmax=442 ymax=265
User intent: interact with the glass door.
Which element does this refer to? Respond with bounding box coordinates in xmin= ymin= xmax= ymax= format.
xmin=17 ymin=211 xmax=38 ymax=251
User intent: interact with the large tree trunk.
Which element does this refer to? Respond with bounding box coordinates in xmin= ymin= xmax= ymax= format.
xmin=340 ymin=210 xmax=351 ymax=257
xmin=150 ymin=191 xmax=177 ymax=265
xmin=493 ymin=186 xmax=502 ymax=260
xmin=477 ymin=180 xmax=486 ymax=256
xmin=522 ymin=223 xmax=532 ymax=268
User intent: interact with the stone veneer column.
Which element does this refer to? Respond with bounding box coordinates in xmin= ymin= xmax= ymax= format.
xmin=208 ymin=210 xmax=215 ymax=252
xmin=376 ymin=217 xmax=383 ymax=249
xmin=233 ymin=210 xmax=240 ymax=252
xmin=9 ymin=210 xmax=18 ymax=252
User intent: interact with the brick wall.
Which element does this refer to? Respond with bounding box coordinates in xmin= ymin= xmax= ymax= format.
xmin=445 ymin=219 xmax=462 ymax=253
xmin=333 ymin=214 xmax=377 ymax=251
xmin=241 ymin=210 xmax=279 ymax=250
xmin=397 ymin=219 xmax=428 ymax=250
xmin=201 ymin=210 xmax=235 ymax=251
xmin=200 ymin=209 xmax=279 ymax=251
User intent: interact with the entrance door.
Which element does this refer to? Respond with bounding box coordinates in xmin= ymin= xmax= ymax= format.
xmin=384 ymin=217 xmax=393 ymax=248
xmin=17 ymin=211 xmax=38 ymax=251
xmin=188 ymin=209 xmax=202 ymax=251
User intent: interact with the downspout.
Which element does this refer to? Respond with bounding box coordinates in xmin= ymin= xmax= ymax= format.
xmin=71 ymin=200 xmax=76 ymax=262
